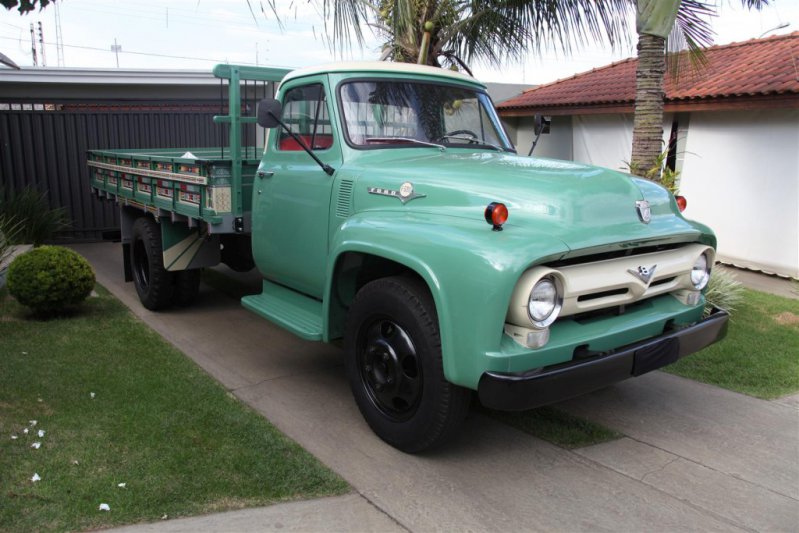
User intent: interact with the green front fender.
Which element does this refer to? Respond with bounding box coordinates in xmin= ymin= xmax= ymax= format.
xmin=324 ymin=211 xmax=569 ymax=388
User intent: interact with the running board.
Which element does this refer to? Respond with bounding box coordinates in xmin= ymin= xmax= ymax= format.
xmin=241 ymin=280 xmax=323 ymax=341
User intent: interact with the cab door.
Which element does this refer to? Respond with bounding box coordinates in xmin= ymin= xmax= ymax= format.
xmin=252 ymin=77 xmax=342 ymax=298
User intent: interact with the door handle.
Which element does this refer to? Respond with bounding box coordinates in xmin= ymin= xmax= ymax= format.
xmin=257 ymin=170 xmax=274 ymax=179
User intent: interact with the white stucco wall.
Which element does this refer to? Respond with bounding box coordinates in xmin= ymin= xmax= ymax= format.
xmin=514 ymin=115 xmax=573 ymax=160
xmin=572 ymin=114 xmax=633 ymax=172
xmin=680 ymin=109 xmax=799 ymax=278
xmin=509 ymin=107 xmax=798 ymax=277
xmin=571 ymin=114 xmax=675 ymax=173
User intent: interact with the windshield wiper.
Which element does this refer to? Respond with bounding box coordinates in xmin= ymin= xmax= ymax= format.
xmin=365 ymin=137 xmax=446 ymax=151
xmin=438 ymin=135 xmax=504 ymax=152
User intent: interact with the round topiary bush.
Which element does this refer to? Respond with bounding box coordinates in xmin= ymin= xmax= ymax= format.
xmin=7 ymin=246 xmax=95 ymax=315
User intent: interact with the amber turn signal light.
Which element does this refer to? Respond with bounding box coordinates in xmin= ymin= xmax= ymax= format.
xmin=676 ymin=195 xmax=687 ymax=212
xmin=485 ymin=202 xmax=508 ymax=231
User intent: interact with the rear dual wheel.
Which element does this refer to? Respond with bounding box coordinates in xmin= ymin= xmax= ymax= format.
xmin=345 ymin=276 xmax=470 ymax=453
xmin=130 ymin=217 xmax=200 ymax=310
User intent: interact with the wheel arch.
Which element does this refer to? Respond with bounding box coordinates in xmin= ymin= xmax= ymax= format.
xmin=324 ymin=245 xmax=444 ymax=344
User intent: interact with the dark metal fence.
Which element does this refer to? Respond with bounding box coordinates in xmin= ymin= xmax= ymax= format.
xmin=0 ymin=102 xmax=230 ymax=242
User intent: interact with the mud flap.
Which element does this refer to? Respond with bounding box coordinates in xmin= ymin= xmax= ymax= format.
xmin=161 ymin=222 xmax=220 ymax=271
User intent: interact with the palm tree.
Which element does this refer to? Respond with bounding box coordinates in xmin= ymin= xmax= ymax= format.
xmin=324 ymin=0 xmax=771 ymax=182
xmin=323 ymin=0 xmax=633 ymax=69
xmin=0 ymin=0 xmax=52 ymax=13
xmin=629 ymin=0 xmax=769 ymax=176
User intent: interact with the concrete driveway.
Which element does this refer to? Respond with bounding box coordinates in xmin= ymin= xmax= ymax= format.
xmin=74 ymin=243 xmax=798 ymax=532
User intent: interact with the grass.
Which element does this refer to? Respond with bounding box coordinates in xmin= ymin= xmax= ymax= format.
xmin=665 ymin=288 xmax=799 ymax=399
xmin=479 ymin=406 xmax=622 ymax=449
xmin=0 ymin=285 xmax=348 ymax=532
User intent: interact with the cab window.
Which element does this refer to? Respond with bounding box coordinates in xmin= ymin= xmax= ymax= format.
xmin=279 ymin=84 xmax=334 ymax=151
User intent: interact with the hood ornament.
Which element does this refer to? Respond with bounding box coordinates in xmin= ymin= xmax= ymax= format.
xmin=628 ymin=264 xmax=657 ymax=285
xmin=368 ymin=181 xmax=426 ymax=204
xmin=636 ymin=200 xmax=651 ymax=224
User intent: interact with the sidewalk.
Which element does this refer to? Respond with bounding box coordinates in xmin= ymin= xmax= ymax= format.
xmin=110 ymin=495 xmax=403 ymax=533
xmin=720 ymin=264 xmax=798 ymax=299
xmin=73 ymin=243 xmax=797 ymax=532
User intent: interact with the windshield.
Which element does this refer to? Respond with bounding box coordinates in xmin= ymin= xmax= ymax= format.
xmin=339 ymin=80 xmax=514 ymax=151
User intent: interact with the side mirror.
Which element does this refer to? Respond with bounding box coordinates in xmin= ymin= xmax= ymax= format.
xmin=257 ymin=98 xmax=282 ymax=128
xmin=533 ymin=114 xmax=551 ymax=135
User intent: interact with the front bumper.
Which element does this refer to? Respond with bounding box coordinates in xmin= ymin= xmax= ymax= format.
xmin=478 ymin=307 xmax=729 ymax=411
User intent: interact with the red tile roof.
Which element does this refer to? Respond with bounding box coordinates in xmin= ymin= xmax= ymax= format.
xmin=498 ymin=32 xmax=799 ymax=112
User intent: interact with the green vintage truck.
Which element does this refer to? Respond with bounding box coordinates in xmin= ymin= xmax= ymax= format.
xmin=89 ymin=62 xmax=728 ymax=452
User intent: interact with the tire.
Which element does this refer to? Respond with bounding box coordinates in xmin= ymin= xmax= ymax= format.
xmin=130 ymin=217 xmax=174 ymax=310
xmin=345 ymin=276 xmax=471 ymax=453
xmin=172 ymin=268 xmax=201 ymax=306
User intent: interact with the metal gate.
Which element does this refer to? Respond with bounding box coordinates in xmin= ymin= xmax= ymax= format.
xmin=0 ymin=102 xmax=233 ymax=242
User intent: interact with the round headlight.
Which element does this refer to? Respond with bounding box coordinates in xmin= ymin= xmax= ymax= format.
xmin=528 ymin=276 xmax=563 ymax=328
xmin=691 ymin=253 xmax=711 ymax=290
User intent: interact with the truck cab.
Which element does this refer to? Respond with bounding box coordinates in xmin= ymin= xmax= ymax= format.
xmin=244 ymin=62 xmax=727 ymax=452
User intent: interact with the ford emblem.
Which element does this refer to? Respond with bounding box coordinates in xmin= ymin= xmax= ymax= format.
xmin=636 ymin=200 xmax=651 ymax=224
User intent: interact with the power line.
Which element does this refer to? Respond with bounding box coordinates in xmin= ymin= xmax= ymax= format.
xmin=1 ymin=21 xmax=26 ymax=30
xmin=0 ymin=34 xmax=260 ymax=65
xmin=54 ymin=1 xmax=65 ymax=67
xmin=64 ymin=4 xmax=290 ymax=31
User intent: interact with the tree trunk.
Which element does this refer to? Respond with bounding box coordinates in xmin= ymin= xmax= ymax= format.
xmin=630 ymin=32 xmax=666 ymax=180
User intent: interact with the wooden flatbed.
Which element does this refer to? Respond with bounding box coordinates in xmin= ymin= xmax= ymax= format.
xmin=88 ymin=64 xmax=289 ymax=235
xmin=88 ymin=147 xmax=260 ymax=233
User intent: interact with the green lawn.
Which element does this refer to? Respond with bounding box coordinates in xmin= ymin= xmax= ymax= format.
xmin=666 ymin=289 xmax=799 ymax=399
xmin=0 ymin=285 xmax=348 ymax=532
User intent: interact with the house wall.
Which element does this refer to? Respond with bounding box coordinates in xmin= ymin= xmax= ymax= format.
xmin=680 ymin=109 xmax=799 ymax=278
xmin=572 ymin=114 xmax=633 ymax=172
xmin=571 ymin=113 xmax=675 ymax=173
xmin=513 ymin=115 xmax=573 ymax=160
xmin=507 ymin=108 xmax=799 ymax=277
xmin=505 ymin=113 xmax=677 ymax=170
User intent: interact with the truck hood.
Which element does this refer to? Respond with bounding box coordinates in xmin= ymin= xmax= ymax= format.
xmin=346 ymin=150 xmax=700 ymax=254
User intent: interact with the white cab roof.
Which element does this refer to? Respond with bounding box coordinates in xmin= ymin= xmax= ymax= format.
xmin=283 ymin=61 xmax=485 ymax=88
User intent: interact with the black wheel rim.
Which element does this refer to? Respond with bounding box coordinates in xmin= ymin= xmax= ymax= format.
xmin=132 ymin=239 xmax=150 ymax=291
xmin=357 ymin=318 xmax=422 ymax=422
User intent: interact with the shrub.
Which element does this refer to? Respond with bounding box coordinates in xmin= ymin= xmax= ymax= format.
xmin=624 ymin=148 xmax=680 ymax=194
xmin=7 ymin=246 xmax=95 ymax=315
xmin=0 ymin=186 xmax=71 ymax=245
xmin=0 ymin=215 xmax=22 ymax=289
xmin=704 ymin=266 xmax=744 ymax=317
xmin=0 ymin=215 xmax=19 ymax=266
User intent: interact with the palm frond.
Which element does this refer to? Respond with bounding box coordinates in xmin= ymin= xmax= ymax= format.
xmin=737 ymin=0 xmax=770 ymax=9
xmin=321 ymin=0 xmax=371 ymax=50
xmin=666 ymin=0 xmax=714 ymax=84
xmin=496 ymin=0 xmax=633 ymax=55
xmin=260 ymin=0 xmax=285 ymax=31
xmin=320 ymin=0 xmax=633 ymax=66
xmin=244 ymin=0 xmax=259 ymax=25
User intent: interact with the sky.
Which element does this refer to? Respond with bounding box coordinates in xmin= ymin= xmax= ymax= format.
xmin=0 ymin=0 xmax=796 ymax=85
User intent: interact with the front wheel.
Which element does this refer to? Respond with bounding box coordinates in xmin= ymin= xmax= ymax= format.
xmin=345 ymin=276 xmax=470 ymax=453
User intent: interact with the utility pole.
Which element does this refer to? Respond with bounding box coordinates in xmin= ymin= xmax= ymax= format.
xmin=38 ymin=21 xmax=46 ymax=66
xmin=111 ymin=38 xmax=122 ymax=68
xmin=30 ymin=23 xmax=38 ymax=66
xmin=54 ymin=1 xmax=65 ymax=67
